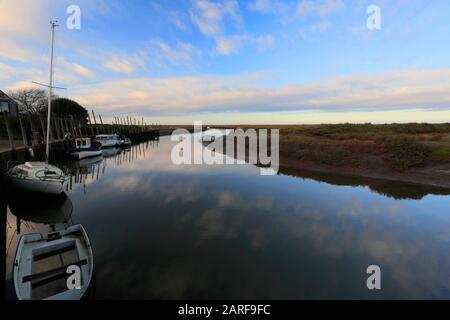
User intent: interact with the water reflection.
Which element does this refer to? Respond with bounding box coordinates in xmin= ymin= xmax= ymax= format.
xmin=8 ymin=192 xmax=73 ymax=226
xmin=63 ymin=140 xmax=160 ymax=192
xmin=2 ymin=136 xmax=450 ymax=299
xmin=280 ymin=165 xmax=450 ymax=200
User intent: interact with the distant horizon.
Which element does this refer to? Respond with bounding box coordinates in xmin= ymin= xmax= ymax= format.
xmin=102 ymin=108 xmax=450 ymax=125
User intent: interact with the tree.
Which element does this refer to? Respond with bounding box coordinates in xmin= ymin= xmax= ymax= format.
xmin=8 ymin=88 xmax=48 ymax=114
xmin=51 ymin=98 xmax=89 ymax=122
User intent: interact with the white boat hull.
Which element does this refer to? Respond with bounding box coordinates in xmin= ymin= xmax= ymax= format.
xmin=71 ymin=150 xmax=103 ymax=160
xmin=99 ymin=140 xmax=119 ymax=148
xmin=8 ymin=176 xmax=67 ymax=195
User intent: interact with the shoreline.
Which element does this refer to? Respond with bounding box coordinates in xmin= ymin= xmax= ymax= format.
xmin=210 ymin=124 xmax=450 ymax=190
xmin=279 ymin=156 xmax=450 ymax=190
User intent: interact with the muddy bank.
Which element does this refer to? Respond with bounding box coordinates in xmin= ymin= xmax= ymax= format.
xmin=211 ymin=123 xmax=450 ymax=191
xmin=279 ymin=156 xmax=450 ymax=196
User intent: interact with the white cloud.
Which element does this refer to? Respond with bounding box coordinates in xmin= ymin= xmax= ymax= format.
xmin=103 ymin=57 xmax=136 ymax=74
xmin=190 ymin=0 xmax=250 ymax=55
xmin=190 ymin=0 xmax=243 ymax=37
xmin=214 ymin=35 xmax=247 ymax=55
xmin=308 ymin=20 xmax=331 ymax=33
xmin=0 ymin=59 xmax=94 ymax=90
xmin=296 ymin=0 xmax=344 ymax=18
xmin=190 ymin=0 xmax=276 ymax=56
xmin=57 ymin=58 xmax=96 ymax=79
xmin=156 ymin=41 xmax=198 ymax=65
xmin=72 ymin=64 xmax=96 ymax=78
xmin=0 ymin=0 xmax=53 ymax=39
xmin=0 ymin=0 xmax=55 ymax=63
xmin=213 ymin=34 xmax=275 ymax=56
xmin=248 ymin=0 xmax=288 ymax=14
xmin=0 ymin=63 xmax=44 ymax=86
xmin=0 ymin=63 xmax=16 ymax=80
xmin=256 ymin=35 xmax=275 ymax=50
xmin=170 ymin=11 xmax=188 ymax=30
xmin=0 ymin=40 xmax=40 ymax=62
xmin=65 ymin=68 xmax=450 ymax=117
xmin=101 ymin=52 xmax=149 ymax=75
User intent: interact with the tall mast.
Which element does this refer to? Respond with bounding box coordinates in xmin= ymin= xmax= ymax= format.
xmin=46 ymin=20 xmax=58 ymax=162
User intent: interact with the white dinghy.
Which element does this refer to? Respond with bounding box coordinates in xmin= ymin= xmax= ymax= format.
xmin=7 ymin=162 xmax=68 ymax=195
xmin=13 ymin=224 xmax=94 ymax=300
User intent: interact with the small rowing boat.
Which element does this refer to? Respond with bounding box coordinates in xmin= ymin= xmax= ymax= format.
xmin=13 ymin=224 xmax=94 ymax=300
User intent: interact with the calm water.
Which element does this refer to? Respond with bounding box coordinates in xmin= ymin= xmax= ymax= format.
xmin=2 ymin=135 xmax=450 ymax=299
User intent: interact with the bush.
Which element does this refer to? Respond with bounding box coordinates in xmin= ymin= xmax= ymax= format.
xmin=384 ymin=138 xmax=431 ymax=170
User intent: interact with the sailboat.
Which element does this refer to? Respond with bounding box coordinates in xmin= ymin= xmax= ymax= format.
xmin=6 ymin=21 xmax=68 ymax=195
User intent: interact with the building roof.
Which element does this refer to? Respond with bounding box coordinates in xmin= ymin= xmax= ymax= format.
xmin=0 ymin=90 xmax=16 ymax=102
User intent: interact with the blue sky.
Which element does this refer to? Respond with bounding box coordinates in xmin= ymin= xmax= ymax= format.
xmin=1 ymin=0 xmax=450 ymax=124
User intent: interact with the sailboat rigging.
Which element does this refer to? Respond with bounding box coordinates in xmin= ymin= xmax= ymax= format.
xmin=6 ymin=20 xmax=69 ymax=195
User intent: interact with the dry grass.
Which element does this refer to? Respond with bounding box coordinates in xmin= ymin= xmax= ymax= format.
xmin=213 ymin=123 xmax=450 ymax=171
xmin=274 ymin=123 xmax=450 ymax=170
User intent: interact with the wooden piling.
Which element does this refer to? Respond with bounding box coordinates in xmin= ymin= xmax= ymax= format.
xmin=59 ymin=118 xmax=66 ymax=138
xmin=87 ymin=112 xmax=94 ymax=136
xmin=76 ymin=118 xmax=82 ymax=137
xmin=71 ymin=118 xmax=78 ymax=138
xmin=64 ymin=117 xmax=73 ymax=138
xmin=74 ymin=116 xmax=82 ymax=137
xmin=92 ymin=110 xmax=97 ymax=125
xmin=91 ymin=110 xmax=98 ymax=134
xmin=3 ymin=113 xmax=15 ymax=150
xmin=18 ymin=115 xmax=29 ymax=147
xmin=27 ymin=113 xmax=37 ymax=146
xmin=39 ymin=115 xmax=47 ymax=141
xmin=53 ymin=117 xmax=61 ymax=141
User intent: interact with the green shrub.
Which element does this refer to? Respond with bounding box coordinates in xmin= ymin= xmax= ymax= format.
xmin=384 ymin=138 xmax=431 ymax=169
xmin=430 ymin=147 xmax=450 ymax=161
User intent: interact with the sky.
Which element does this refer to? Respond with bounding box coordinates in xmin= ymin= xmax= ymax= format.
xmin=1 ymin=0 xmax=450 ymax=124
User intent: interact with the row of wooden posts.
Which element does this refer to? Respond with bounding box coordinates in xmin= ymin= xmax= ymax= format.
xmin=1 ymin=110 xmax=158 ymax=152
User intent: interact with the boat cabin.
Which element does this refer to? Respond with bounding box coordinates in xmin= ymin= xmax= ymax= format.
xmin=95 ymin=134 xmax=120 ymax=141
xmin=94 ymin=134 xmax=122 ymax=148
xmin=75 ymin=138 xmax=92 ymax=149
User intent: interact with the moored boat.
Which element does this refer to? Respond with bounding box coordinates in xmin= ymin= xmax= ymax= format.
xmin=121 ymin=137 xmax=132 ymax=147
xmin=94 ymin=134 xmax=122 ymax=148
xmin=13 ymin=224 xmax=94 ymax=300
xmin=69 ymin=138 xmax=103 ymax=160
xmin=7 ymin=21 xmax=67 ymax=195
xmin=6 ymin=162 xmax=68 ymax=195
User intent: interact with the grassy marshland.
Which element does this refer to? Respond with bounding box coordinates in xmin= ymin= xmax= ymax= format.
xmin=215 ymin=123 xmax=450 ymax=188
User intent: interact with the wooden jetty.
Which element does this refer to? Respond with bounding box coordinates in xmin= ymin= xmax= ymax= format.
xmin=0 ymin=111 xmax=180 ymax=172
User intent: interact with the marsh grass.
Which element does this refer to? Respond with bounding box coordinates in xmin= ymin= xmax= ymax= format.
xmin=276 ymin=123 xmax=450 ymax=170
